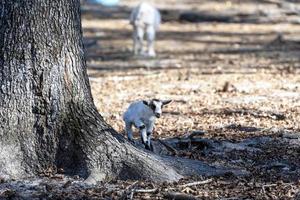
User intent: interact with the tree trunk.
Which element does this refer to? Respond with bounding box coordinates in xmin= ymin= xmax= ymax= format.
xmin=0 ymin=0 xmax=245 ymax=183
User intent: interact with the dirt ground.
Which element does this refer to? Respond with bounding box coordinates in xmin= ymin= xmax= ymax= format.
xmin=1 ymin=0 xmax=300 ymax=200
xmin=82 ymin=0 xmax=300 ymax=199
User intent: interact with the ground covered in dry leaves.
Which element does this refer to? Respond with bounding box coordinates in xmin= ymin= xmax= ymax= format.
xmin=2 ymin=0 xmax=300 ymax=199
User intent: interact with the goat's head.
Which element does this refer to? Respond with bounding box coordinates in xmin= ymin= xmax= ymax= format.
xmin=143 ymin=99 xmax=172 ymax=118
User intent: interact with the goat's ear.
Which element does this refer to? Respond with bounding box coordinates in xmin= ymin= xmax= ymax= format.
xmin=162 ymin=100 xmax=172 ymax=105
xmin=142 ymin=100 xmax=149 ymax=106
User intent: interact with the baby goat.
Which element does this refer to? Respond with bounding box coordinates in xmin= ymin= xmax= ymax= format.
xmin=123 ymin=99 xmax=172 ymax=151
xmin=129 ymin=2 xmax=161 ymax=57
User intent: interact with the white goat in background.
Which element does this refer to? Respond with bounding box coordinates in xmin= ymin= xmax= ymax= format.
xmin=123 ymin=99 xmax=172 ymax=151
xmin=129 ymin=2 xmax=161 ymax=57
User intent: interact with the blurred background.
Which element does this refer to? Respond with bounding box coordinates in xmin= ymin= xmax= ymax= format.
xmin=81 ymin=0 xmax=300 ymax=137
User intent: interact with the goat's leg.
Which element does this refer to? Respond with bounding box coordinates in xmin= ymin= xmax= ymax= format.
xmin=140 ymin=128 xmax=148 ymax=148
xmin=134 ymin=120 xmax=147 ymax=145
xmin=133 ymin=26 xmax=144 ymax=55
xmin=146 ymin=25 xmax=156 ymax=57
xmin=146 ymin=123 xmax=154 ymax=151
xmin=146 ymin=132 xmax=153 ymax=151
xmin=125 ymin=121 xmax=135 ymax=143
xmin=133 ymin=27 xmax=139 ymax=55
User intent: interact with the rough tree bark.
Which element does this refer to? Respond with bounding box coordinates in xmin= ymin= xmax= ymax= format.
xmin=0 ymin=0 xmax=244 ymax=183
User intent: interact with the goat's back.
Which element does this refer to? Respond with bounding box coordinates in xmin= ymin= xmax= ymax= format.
xmin=123 ymin=101 xmax=144 ymax=121
xmin=123 ymin=101 xmax=156 ymax=124
xmin=130 ymin=2 xmax=161 ymax=29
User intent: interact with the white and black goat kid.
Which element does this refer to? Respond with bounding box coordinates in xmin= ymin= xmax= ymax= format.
xmin=129 ymin=2 xmax=161 ymax=57
xmin=123 ymin=99 xmax=172 ymax=151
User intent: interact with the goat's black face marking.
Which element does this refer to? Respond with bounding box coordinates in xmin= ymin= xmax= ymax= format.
xmin=149 ymin=102 xmax=156 ymax=112
xmin=139 ymin=125 xmax=146 ymax=130
xmin=144 ymin=99 xmax=159 ymax=112
xmin=142 ymin=100 xmax=149 ymax=106
xmin=143 ymin=99 xmax=163 ymax=118
xmin=150 ymin=100 xmax=162 ymax=118
xmin=143 ymin=99 xmax=170 ymax=118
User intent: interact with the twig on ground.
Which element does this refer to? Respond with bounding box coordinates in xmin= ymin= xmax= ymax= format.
xmin=129 ymin=188 xmax=157 ymax=199
xmin=134 ymin=188 xmax=158 ymax=193
xmin=129 ymin=191 xmax=134 ymax=200
xmin=158 ymin=139 xmax=178 ymax=155
xmin=126 ymin=181 xmax=138 ymax=190
xmin=186 ymin=130 xmax=206 ymax=139
xmin=219 ymin=198 xmax=240 ymax=200
xmin=223 ymin=109 xmax=286 ymax=120
xmin=179 ymin=178 xmax=213 ymax=188
xmin=120 ymin=181 xmax=138 ymax=200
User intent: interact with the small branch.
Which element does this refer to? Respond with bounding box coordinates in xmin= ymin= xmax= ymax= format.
xmin=223 ymin=109 xmax=286 ymax=120
xmin=180 ymin=178 xmax=213 ymax=188
xmin=158 ymin=139 xmax=178 ymax=155
xmin=163 ymin=111 xmax=181 ymax=115
xmin=129 ymin=191 xmax=134 ymax=200
xmin=262 ymin=0 xmax=282 ymax=5
xmin=201 ymin=108 xmax=286 ymax=120
xmin=129 ymin=188 xmax=157 ymax=200
xmin=134 ymin=188 xmax=158 ymax=193
xmin=121 ymin=181 xmax=138 ymax=200
xmin=186 ymin=130 xmax=205 ymax=139
xmin=126 ymin=181 xmax=138 ymax=190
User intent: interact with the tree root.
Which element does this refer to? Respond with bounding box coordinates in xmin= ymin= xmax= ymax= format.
xmin=85 ymin=137 xmax=249 ymax=183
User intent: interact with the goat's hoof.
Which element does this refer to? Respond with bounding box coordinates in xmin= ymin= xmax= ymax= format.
xmin=150 ymin=143 xmax=154 ymax=151
xmin=148 ymin=54 xmax=156 ymax=58
xmin=145 ymin=144 xmax=150 ymax=150
xmin=147 ymin=51 xmax=156 ymax=58
xmin=145 ymin=143 xmax=154 ymax=151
